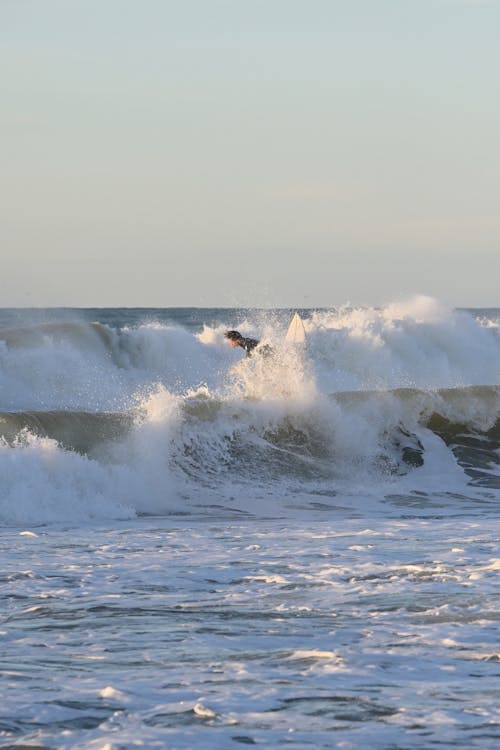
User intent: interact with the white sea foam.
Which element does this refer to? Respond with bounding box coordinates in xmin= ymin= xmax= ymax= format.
xmin=3 ymin=515 xmax=497 ymax=748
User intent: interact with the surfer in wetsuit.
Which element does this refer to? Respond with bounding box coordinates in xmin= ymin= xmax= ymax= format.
xmin=224 ymin=330 xmax=260 ymax=357
xmin=225 ymin=329 xmax=275 ymax=359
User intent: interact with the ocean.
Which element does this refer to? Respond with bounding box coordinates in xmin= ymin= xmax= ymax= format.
xmin=1 ymin=297 xmax=499 ymax=749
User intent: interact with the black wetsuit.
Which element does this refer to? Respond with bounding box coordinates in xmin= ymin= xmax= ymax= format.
xmin=237 ymin=337 xmax=260 ymax=357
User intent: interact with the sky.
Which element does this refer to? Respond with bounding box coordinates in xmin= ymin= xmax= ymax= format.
xmin=1 ymin=0 xmax=499 ymax=308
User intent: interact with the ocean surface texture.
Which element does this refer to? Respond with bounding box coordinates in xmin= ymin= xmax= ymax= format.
xmin=1 ymin=299 xmax=499 ymax=749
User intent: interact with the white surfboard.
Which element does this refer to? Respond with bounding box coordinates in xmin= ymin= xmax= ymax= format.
xmin=285 ymin=312 xmax=306 ymax=344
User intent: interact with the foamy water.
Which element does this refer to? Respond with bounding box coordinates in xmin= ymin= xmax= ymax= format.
xmin=1 ymin=299 xmax=499 ymax=748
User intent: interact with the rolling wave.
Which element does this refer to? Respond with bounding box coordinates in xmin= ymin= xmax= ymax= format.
xmin=0 ymin=301 xmax=499 ymax=524
xmin=1 ymin=385 xmax=498 ymax=488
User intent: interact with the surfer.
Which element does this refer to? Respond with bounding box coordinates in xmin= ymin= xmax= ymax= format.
xmin=225 ymin=330 xmax=275 ymax=359
xmin=224 ymin=330 xmax=260 ymax=357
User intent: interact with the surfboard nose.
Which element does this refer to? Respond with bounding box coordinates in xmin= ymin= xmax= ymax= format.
xmin=285 ymin=312 xmax=306 ymax=344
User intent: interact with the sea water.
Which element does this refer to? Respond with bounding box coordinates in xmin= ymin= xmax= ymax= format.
xmin=1 ymin=297 xmax=499 ymax=749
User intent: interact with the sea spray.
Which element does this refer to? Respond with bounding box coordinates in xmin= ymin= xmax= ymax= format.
xmin=108 ymin=385 xmax=185 ymax=516
xmin=0 ymin=431 xmax=135 ymax=525
xmin=307 ymin=296 xmax=500 ymax=392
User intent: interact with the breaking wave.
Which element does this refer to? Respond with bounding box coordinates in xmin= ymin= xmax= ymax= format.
xmin=1 ymin=297 xmax=499 ymax=524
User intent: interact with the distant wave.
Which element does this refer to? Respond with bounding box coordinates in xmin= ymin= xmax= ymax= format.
xmin=0 ymin=321 xmax=115 ymax=350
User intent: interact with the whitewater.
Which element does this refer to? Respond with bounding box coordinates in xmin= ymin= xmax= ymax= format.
xmin=1 ymin=297 xmax=499 ymax=749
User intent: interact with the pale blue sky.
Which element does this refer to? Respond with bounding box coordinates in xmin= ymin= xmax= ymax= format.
xmin=1 ymin=0 xmax=499 ymax=307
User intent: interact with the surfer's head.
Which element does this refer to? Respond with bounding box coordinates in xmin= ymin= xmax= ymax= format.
xmin=225 ymin=330 xmax=243 ymax=348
